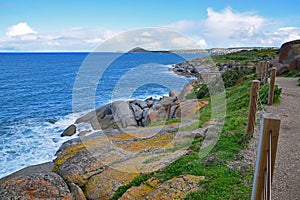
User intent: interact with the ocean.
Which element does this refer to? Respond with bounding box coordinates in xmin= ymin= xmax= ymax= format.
xmin=0 ymin=52 xmax=205 ymax=178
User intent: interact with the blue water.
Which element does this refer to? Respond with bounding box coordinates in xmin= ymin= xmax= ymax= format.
xmin=0 ymin=52 xmax=205 ymax=178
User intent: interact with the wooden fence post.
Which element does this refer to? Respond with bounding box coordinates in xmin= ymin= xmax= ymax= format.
xmin=251 ymin=113 xmax=281 ymax=200
xmin=268 ymin=67 xmax=277 ymax=105
xmin=247 ymin=80 xmax=260 ymax=133
xmin=262 ymin=62 xmax=266 ymax=84
xmin=263 ymin=61 xmax=270 ymax=84
xmin=257 ymin=61 xmax=261 ymax=79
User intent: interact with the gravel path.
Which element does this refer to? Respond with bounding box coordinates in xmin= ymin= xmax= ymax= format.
xmin=265 ymin=77 xmax=300 ymax=200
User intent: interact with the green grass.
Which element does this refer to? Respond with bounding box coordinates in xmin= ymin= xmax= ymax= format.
xmin=212 ymin=48 xmax=279 ymax=65
xmin=259 ymin=83 xmax=282 ymax=105
xmin=280 ymin=69 xmax=300 ymax=77
xmin=146 ymin=117 xmax=182 ymax=127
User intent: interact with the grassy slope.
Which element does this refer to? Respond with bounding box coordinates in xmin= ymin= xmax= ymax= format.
xmin=212 ymin=48 xmax=279 ymax=65
xmin=110 ymin=49 xmax=281 ymax=200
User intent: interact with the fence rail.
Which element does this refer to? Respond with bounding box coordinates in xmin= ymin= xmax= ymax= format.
xmin=251 ymin=113 xmax=281 ymax=200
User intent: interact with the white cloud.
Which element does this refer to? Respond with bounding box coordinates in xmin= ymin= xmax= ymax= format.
xmin=166 ymin=20 xmax=201 ymax=33
xmin=164 ymin=7 xmax=267 ymax=47
xmin=96 ymin=28 xmax=204 ymax=52
xmin=141 ymin=31 xmax=152 ymax=37
xmin=257 ymin=27 xmax=300 ymax=46
xmin=202 ymin=7 xmax=267 ymax=47
xmin=1 ymin=22 xmax=122 ymax=51
xmin=165 ymin=7 xmax=300 ymax=48
xmin=205 ymin=8 xmax=265 ymax=34
xmin=6 ymin=22 xmax=37 ymax=38
xmin=197 ymin=39 xmax=207 ymax=48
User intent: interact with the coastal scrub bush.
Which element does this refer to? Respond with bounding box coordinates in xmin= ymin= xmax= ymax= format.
xmin=187 ymin=84 xmax=210 ymax=99
xmin=221 ymin=67 xmax=256 ymax=88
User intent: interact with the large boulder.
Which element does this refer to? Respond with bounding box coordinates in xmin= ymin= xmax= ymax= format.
xmin=0 ymin=173 xmax=73 ymax=199
xmin=85 ymin=168 xmax=138 ymax=200
xmin=68 ymin=183 xmax=87 ymax=200
xmin=53 ymin=139 xmax=105 ymax=187
xmin=279 ymin=40 xmax=300 ymax=72
xmin=120 ymin=175 xmax=205 ymax=200
xmin=61 ymin=124 xmax=77 ymax=137
xmin=111 ymin=101 xmax=137 ymax=128
xmin=275 ymin=63 xmax=289 ymax=75
xmin=129 ymin=100 xmax=151 ymax=126
xmin=75 ymin=100 xmax=138 ymax=131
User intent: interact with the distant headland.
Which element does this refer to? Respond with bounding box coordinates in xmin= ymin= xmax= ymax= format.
xmin=128 ymin=47 xmax=171 ymax=54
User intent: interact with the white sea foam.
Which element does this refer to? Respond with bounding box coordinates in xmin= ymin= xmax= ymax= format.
xmin=0 ymin=113 xmax=80 ymax=178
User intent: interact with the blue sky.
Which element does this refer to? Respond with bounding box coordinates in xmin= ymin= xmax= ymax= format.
xmin=0 ymin=0 xmax=299 ymax=51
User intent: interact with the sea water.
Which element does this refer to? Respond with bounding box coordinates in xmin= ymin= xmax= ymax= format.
xmin=0 ymin=52 xmax=205 ymax=178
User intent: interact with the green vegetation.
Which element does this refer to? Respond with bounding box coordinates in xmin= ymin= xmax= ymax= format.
xmin=212 ymin=48 xmax=279 ymax=65
xmin=279 ymin=69 xmax=300 ymax=77
xmin=259 ymin=84 xmax=282 ymax=105
xmin=187 ymin=67 xmax=255 ymax=100
xmin=221 ymin=68 xmax=256 ymax=88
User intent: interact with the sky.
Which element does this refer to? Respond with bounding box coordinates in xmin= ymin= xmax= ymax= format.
xmin=0 ymin=0 xmax=300 ymax=52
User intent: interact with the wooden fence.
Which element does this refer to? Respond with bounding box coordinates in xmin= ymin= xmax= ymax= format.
xmin=256 ymin=61 xmax=270 ymax=84
xmin=248 ymin=65 xmax=281 ymax=200
xmin=247 ymin=67 xmax=277 ymax=133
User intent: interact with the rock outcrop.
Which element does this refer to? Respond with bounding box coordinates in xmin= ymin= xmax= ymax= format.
xmin=0 ymin=173 xmax=73 ymax=199
xmin=73 ymin=84 xmax=197 ymax=136
xmin=171 ymin=57 xmax=214 ymax=78
xmin=120 ymin=175 xmax=205 ymax=199
xmin=85 ymin=168 xmax=138 ymax=199
xmin=276 ymin=39 xmax=300 ymax=74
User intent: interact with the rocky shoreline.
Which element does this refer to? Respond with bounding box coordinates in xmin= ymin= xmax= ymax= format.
xmin=61 ymin=81 xmax=198 ymax=138
xmin=0 ymin=77 xmax=209 ymax=199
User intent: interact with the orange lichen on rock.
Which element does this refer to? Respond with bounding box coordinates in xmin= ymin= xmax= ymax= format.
xmin=198 ymin=100 xmax=209 ymax=108
xmin=178 ymin=100 xmax=209 ymax=118
xmin=85 ymin=167 xmax=138 ymax=200
xmin=145 ymin=174 xmax=205 ymax=199
xmin=0 ymin=173 xmax=73 ymax=199
xmin=120 ymin=174 xmax=204 ymax=200
xmin=119 ymin=178 xmax=160 ymax=200
xmin=116 ymin=133 xmax=174 ymax=151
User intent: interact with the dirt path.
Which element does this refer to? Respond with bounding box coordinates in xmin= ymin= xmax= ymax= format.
xmin=265 ymin=77 xmax=300 ymax=200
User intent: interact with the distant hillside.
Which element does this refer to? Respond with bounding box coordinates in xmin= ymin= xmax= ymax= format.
xmin=128 ymin=47 xmax=171 ymax=54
